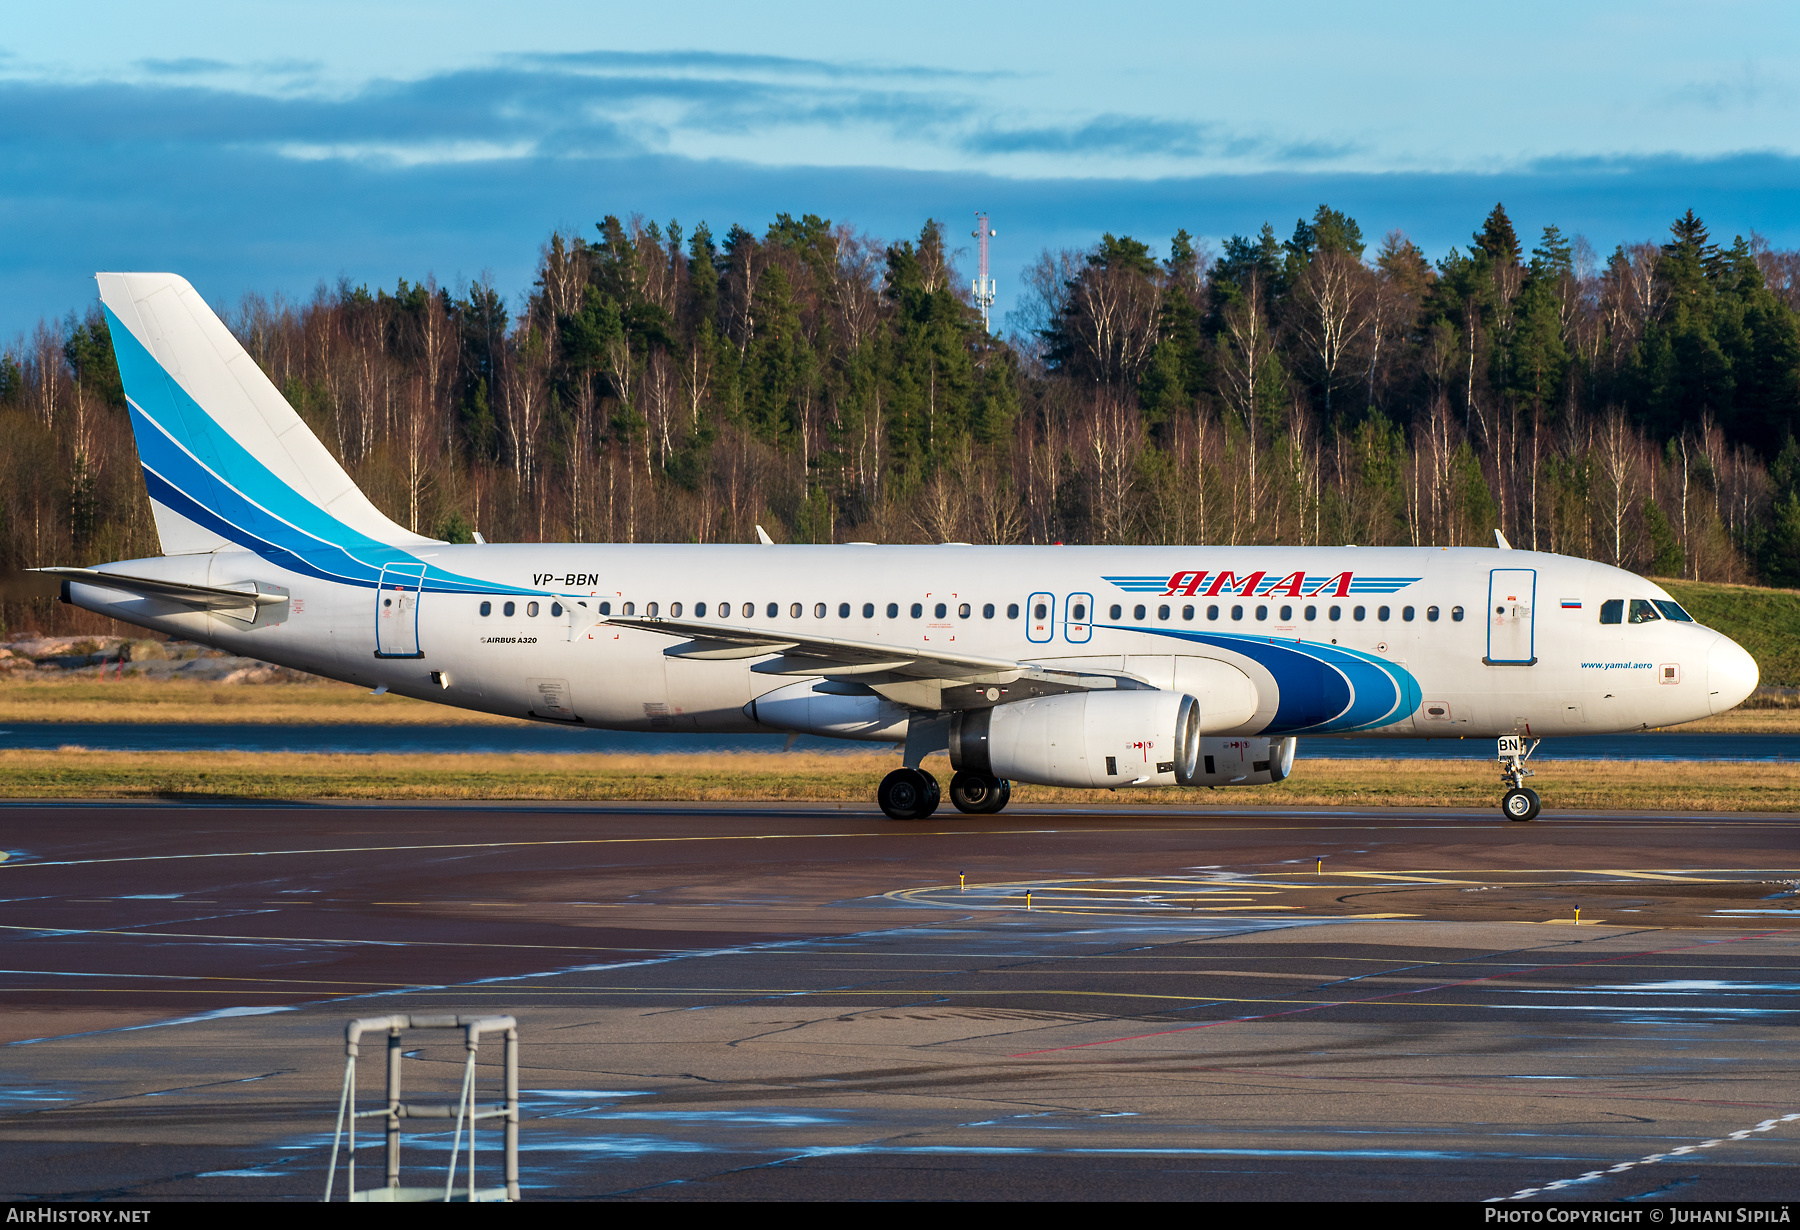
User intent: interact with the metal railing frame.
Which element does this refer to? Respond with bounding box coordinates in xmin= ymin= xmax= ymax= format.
xmin=323 ymin=1013 xmax=519 ymax=1202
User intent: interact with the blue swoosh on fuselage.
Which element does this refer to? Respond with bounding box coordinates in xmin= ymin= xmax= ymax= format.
xmin=1109 ymin=626 xmax=1423 ymax=734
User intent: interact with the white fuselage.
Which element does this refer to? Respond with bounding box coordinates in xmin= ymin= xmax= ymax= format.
xmin=66 ymin=543 xmax=1756 ymax=743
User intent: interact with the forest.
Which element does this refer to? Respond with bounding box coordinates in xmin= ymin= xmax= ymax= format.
xmin=6 ymin=201 xmax=1800 ymax=636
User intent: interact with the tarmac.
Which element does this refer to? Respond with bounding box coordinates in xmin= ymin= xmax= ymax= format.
xmin=0 ymin=799 xmax=1795 ymax=1201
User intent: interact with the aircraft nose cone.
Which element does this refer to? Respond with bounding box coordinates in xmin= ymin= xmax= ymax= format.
xmin=1707 ymin=635 xmax=1759 ymax=715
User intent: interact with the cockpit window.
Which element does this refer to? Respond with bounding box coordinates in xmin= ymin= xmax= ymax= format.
xmin=1598 ymin=599 xmax=1623 ymax=625
xmin=1628 ymin=598 xmax=1662 ymax=624
xmin=1652 ymin=599 xmax=1694 ymax=622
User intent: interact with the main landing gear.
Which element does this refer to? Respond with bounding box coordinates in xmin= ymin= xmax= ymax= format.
xmin=1498 ymin=735 xmax=1542 ymax=822
xmin=877 ymin=768 xmax=1012 ymax=820
xmin=878 ymin=768 xmax=939 ymax=820
xmin=949 ymin=770 xmax=1011 ymax=815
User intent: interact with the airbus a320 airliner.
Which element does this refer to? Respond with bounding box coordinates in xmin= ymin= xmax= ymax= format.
xmin=43 ymin=274 xmax=1761 ymax=821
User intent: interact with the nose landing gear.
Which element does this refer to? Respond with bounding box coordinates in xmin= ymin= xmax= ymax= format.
xmin=1498 ymin=735 xmax=1541 ymax=821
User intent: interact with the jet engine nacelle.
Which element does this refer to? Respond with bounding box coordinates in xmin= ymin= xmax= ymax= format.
xmin=949 ymin=691 xmax=1201 ymax=789
xmin=1191 ymin=736 xmax=1296 ymax=786
xmin=746 ymin=679 xmax=909 ymax=741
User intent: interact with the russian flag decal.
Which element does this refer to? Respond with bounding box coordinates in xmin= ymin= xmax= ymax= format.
xmin=1561 ymin=600 xmax=1582 ymax=609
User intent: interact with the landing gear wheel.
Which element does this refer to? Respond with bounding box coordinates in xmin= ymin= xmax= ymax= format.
xmin=1502 ymin=787 xmax=1541 ymax=822
xmin=878 ymin=768 xmax=940 ymax=820
xmin=949 ymin=771 xmax=1011 ymax=815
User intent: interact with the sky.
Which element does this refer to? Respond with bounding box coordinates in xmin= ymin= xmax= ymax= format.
xmin=5 ymin=1 xmax=1800 ymax=339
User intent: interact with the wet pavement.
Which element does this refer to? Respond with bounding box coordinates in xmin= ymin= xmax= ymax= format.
xmin=0 ymin=801 xmax=1794 ymax=1201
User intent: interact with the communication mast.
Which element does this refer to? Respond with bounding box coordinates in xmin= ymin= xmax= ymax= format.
xmin=971 ymin=212 xmax=997 ymax=333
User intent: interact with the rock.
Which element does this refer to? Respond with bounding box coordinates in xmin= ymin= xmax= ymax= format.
xmin=125 ymin=639 xmax=167 ymax=661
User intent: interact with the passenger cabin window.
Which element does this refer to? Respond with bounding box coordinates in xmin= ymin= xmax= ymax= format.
xmin=1654 ymin=599 xmax=1694 ymax=622
xmin=838 ymin=602 xmax=850 ymax=618
xmin=863 ymin=603 xmax=875 ymax=618
xmin=1182 ymin=605 xmax=1195 ymax=621
xmin=1230 ymin=605 xmax=1243 ymax=621
xmin=743 ymin=602 xmax=754 ymax=618
xmin=815 ymin=603 xmax=827 ymax=618
xmin=887 ymin=602 xmax=900 ymax=618
xmin=1304 ymin=605 xmax=1317 ymax=621
xmin=1070 ymin=602 xmax=1085 ymax=620
xmin=1158 ymin=604 xmax=1171 ymax=620
xmin=959 ymin=603 xmax=971 ymax=619
xmin=1134 ymin=604 xmax=1147 ymax=619
xmin=1426 ymin=605 xmax=1439 ymax=622
xmin=621 ymin=601 xmax=634 ymax=616
xmin=479 ymin=601 xmax=492 ymax=617
xmin=645 ymin=602 xmax=657 ymax=617
xmin=1377 ymin=605 xmax=1389 ymax=621
xmin=527 ymin=601 xmax=540 ymax=617
xmin=1628 ymin=598 xmax=1662 ymax=624
xmin=695 ymin=602 xmax=706 ymax=617
xmin=934 ymin=602 xmax=947 ymax=618
xmin=504 ymin=601 xmax=517 ymax=617
xmin=790 ymin=603 xmax=803 ymax=618
xmin=1278 ymin=605 xmax=1291 ymax=621
xmin=1006 ymin=603 xmax=1020 ymax=619
xmin=1034 ymin=602 xmax=1048 ymax=620
xmin=1254 ymin=604 xmax=1267 ymax=620
xmin=552 ymin=602 xmax=564 ymax=617
xmin=1352 ymin=605 xmax=1365 ymax=621
xmin=1207 ymin=604 xmax=1220 ymax=621
xmin=598 ymin=601 xmax=611 ymax=615
xmin=1109 ymin=604 xmax=1122 ymax=620
xmin=1451 ymin=605 xmax=1465 ymax=621
xmin=1328 ymin=605 xmax=1342 ymax=621
xmin=1402 ymin=606 xmax=1414 ymax=621
xmin=983 ymin=603 xmax=995 ymax=619
xmin=911 ymin=603 xmax=924 ymax=618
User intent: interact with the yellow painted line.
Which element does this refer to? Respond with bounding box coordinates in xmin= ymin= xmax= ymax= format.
xmin=1327 ymin=871 xmax=1492 ymax=885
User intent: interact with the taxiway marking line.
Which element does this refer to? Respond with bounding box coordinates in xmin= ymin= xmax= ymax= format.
xmin=16 ymin=985 xmax=1793 ymax=1015
xmin=0 ymin=922 xmax=687 ymax=954
xmin=8 ymin=830 xmax=1798 ymax=872
xmin=1008 ymin=927 xmax=1798 ymax=1057
xmin=1489 ymin=1111 xmax=1800 ymax=1202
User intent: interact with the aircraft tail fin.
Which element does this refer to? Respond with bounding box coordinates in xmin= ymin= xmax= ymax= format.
xmin=95 ymin=272 xmax=435 ymax=557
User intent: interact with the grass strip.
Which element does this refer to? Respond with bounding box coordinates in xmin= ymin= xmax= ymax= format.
xmin=4 ymin=750 xmax=1798 ymax=811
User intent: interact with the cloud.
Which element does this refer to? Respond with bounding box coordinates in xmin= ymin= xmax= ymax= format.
xmin=517 ymin=48 xmax=987 ymax=83
xmin=136 ymin=57 xmax=233 ymax=77
xmin=0 ymin=51 xmax=1238 ymax=176
xmin=8 ymin=50 xmax=1800 ymax=340
xmin=965 ymin=114 xmax=1215 ymax=158
xmin=1666 ymin=61 xmax=1790 ymax=112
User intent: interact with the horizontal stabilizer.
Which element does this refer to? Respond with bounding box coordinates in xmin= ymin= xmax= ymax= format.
xmin=35 ymin=567 xmax=288 ymax=611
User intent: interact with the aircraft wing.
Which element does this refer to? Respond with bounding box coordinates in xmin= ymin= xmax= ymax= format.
xmin=601 ymin=614 xmax=1152 ymax=709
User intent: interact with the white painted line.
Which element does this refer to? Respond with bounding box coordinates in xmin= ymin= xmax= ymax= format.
xmin=1487 ymin=1111 xmax=1800 ymax=1201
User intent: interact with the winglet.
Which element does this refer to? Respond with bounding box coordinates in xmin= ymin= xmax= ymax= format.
xmin=755 ymin=525 xmax=775 ymax=546
xmin=1494 ymin=529 xmax=1513 ymax=550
